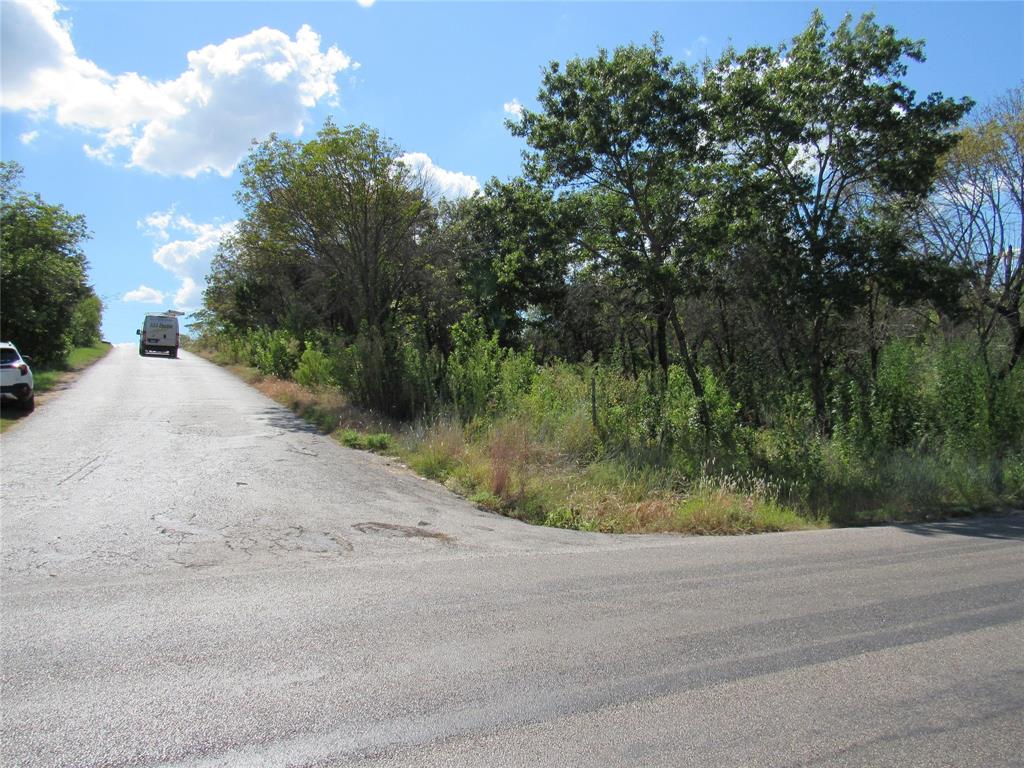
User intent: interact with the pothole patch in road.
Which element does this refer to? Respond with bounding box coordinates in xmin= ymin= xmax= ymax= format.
xmin=157 ymin=516 xmax=355 ymax=568
xmin=352 ymin=521 xmax=455 ymax=544
xmin=263 ymin=526 xmax=354 ymax=555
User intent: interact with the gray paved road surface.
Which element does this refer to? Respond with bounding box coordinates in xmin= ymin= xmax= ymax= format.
xmin=2 ymin=346 xmax=1022 ymax=767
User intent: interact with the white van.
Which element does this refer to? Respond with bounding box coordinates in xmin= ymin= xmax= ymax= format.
xmin=137 ymin=312 xmax=180 ymax=358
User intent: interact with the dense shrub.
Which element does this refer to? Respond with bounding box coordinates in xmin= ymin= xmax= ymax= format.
xmin=331 ymin=324 xmax=441 ymax=419
xmin=446 ymin=316 xmax=503 ymax=423
xmin=294 ymin=343 xmax=335 ymax=389
xmin=446 ymin=315 xmax=537 ymax=423
xmin=248 ymin=328 xmax=301 ymax=379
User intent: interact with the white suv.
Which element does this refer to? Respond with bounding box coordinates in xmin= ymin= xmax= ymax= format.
xmin=0 ymin=341 xmax=35 ymax=412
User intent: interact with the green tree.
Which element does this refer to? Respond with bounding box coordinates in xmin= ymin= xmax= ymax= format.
xmin=203 ymin=122 xmax=447 ymax=417
xmin=69 ymin=289 xmax=103 ymax=347
xmin=229 ymin=121 xmax=435 ymax=337
xmin=706 ymin=11 xmax=971 ymax=431
xmin=512 ymin=37 xmax=719 ymax=440
xmin=444 ymin=178 xmax=575 ymax=346
xmin=1 ymin=162 xmax=96 ymax=363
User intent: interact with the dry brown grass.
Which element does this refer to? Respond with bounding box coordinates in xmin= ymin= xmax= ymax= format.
xmin=487 ymin=421 xmax=531 ymax=503
xmin=245 ymin=372 xmax=397 ymax=435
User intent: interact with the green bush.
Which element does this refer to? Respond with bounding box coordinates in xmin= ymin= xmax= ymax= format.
xmin=664 ymin=365 xmax=740 ymax=455
xmin=69 ymin=291 xmax=103 ymax=347
xmin=446 ymin=316 xmax=503 ymax=423
xmin=248 ymin=328 xmax=301 ymax=379
xmin=494 ymin=347 xmax=537 ymax=415
xmin=338 ymin=430 xmax=393 ymax=452
xmin=294 ymin=343 xmax=335 ymax=389
xmin=331 ymin=324 xmax=440 ymax=419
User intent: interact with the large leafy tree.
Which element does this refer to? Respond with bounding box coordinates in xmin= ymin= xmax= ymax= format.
xmin=443 ymin=178 xmax=576 ymax=347
xmin=212 ymin=121 xmax=436 ymax=338
xmin=512 ymin=37 xmax=719 ymax=437
xmin=1 ymin=162 xmax=97 ymax=363
xmin=706 ymin=11 xmax=971 ymax=431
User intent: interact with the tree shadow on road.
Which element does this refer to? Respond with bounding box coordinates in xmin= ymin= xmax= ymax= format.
xmin=256 ymin=406 xmax=324 ymax=436
xmin=898 ymin=512 xmax=1024 ymax=541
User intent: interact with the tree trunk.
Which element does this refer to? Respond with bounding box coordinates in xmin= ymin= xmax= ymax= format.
xmin=669 ymin=304 xmax=713 ymax=449
xmin=808 ymin=315 xmax=830 ymax=436
xmin=656 ymin=307 xmax=670 ymax=377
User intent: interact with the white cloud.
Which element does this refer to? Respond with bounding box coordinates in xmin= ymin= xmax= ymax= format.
xmin=141 ymin=210 xmax=175 ymax=242
xmin=138 ymin=211 xmax=236 ymax=311
xmin=684 ymin=35 xmax=710 ymax=60
xmin=123 ymin=285 xmax=166 ymax=304
xmin=174 ymin=277 xmax=201 ymax=307
xmin=397 ymin=152 xmax=480 ymax=200
xmin=503 ymin=99 xmax=524 ymax=118
xmin=1 ymin=0 xmax=354 ymax=177
xmin=356 ymin=0 xmax=377 ymax=6
xmin=19 ymin=130 xmax=39 ymax=145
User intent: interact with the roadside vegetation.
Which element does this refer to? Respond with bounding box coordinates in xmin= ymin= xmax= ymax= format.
xmin=1 ymin=162 xmax=106 ymax=432
xmin=1 ymin=162 xmax=103 ymax=366
xmin=191 ymin=12 xmax=1023 ymax=534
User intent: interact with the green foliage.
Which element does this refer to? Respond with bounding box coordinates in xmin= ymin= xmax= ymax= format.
xmin=495 ymin=347 xmax=537 ymax=414
xmin=446 ymin=315 xmax=537 ymax=423
xmin=248 ymin=328 xmax=301 ymax=379
xmin=294 ymin=343 xmax=335 ymax=389
xmin=332 ymin=324 xmax=441 ymax=419
xmin=0 ymin=162 xmax=98 ymax=364
xmin=338 ymin=430 xmax=393 ymax=452
xmin=401 ymin=422 xmax=465 ymax=481
xmin=514 ymin=33 xmax=717 ymax=403
xmin=520 ymin=362 xmax=600 ymax=460
xmin=664 ymin=365 xmax=740 ymax=454
xmin=68 ymin=290 xmax=103 ymax=347
xmin=705 ymin=11 xmax=971 ymax=429
xmin=219 ymin=121 xmax=436 ymax=340
xmin=448 ymin=180 xmax=574 ymax=344
xmin=191 ymin=327 xmax=250 ymax=366
xmin=446 ymin=316 xmax=503 ymax=422
xmin=192 ymin=19 xmax=1019 ymax=530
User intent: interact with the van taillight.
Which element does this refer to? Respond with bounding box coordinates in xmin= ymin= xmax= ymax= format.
xmin=18 ymin=364 xmax=28 ymax=376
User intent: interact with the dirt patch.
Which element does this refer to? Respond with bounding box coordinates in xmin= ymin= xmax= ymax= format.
xmin=352 ymin=521 xmax=455 ymax=543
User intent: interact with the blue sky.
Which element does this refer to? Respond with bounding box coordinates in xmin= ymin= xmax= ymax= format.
xmin=2 ymin=1 xmax=1022 ymax=343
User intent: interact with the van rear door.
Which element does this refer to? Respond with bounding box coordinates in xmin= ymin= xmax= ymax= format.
xmin=145 ymin=316 xmax=177 ymax=347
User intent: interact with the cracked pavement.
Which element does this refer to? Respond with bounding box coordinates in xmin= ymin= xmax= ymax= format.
xmin=1 ymin=346 xmax=1022 ymax=767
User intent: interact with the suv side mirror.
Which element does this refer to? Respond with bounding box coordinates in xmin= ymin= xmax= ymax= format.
xmin=136 ymin=329 xmax=141 ymax=335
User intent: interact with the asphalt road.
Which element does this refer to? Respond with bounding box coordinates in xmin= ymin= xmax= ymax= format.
xmin=2 ymin=346 xmax=1022 ymax=767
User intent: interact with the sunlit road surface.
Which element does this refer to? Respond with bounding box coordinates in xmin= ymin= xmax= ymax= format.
xmin=2 ymin=346 xmax=1022 ymax=767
